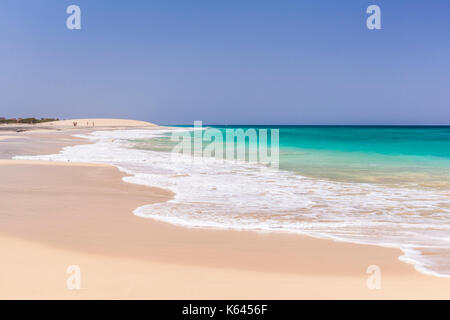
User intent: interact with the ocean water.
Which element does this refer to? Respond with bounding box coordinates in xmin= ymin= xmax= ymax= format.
xmin=15 ymin=126 xmax=450 ymax=278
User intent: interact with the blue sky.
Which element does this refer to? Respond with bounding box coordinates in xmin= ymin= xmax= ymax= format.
xmin=0 ymin=0 xmax=449 ymax=124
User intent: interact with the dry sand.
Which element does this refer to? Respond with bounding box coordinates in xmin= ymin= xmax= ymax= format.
xmin=44 ymin=118 xmax=157 ymax=128
xmin=0 ymin=126 xmax=449 ymax=299
xmin=0 ymin=118 xmax=157 ymax=133
xmin=0 ymin=136 xmax=18 ymax=141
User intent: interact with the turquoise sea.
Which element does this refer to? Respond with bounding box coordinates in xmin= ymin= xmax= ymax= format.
xmin=148 ymin=125 xmax=450 ymax=187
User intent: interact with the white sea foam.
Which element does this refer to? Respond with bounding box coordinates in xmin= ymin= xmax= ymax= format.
xmin=14 ymin=128 xmax=450 ymax=278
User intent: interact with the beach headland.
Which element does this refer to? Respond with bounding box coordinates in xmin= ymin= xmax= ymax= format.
xmin=0 ymin=119 xmax=449 ymax=299
xmin=0 ymin=118 xmax=157 ymax=132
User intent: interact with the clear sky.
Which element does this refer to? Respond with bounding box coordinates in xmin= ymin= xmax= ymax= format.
xmin=0 ymin=0 xmax=449 ymax=125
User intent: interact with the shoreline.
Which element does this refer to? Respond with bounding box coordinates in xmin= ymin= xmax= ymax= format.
xmin=1 ymin=126 xmax=449 ymax=299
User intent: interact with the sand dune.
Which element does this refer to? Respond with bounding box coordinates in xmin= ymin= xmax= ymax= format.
xmin=0 ymin=118 xmax=159 ymax=132
xmin=45 ymin=118 xmax=157 ymax=128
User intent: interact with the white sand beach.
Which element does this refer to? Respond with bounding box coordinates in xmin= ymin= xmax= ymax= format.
xmin=0 ymin=120 xmax=449 ymax=299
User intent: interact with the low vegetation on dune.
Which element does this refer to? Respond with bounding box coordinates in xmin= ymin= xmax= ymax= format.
xmin=0 ymin=117 xmax=59 ymax=124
